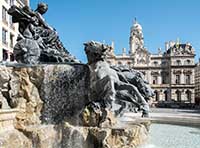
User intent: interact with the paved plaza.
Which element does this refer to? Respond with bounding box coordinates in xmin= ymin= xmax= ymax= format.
xmin=124 ymin=108 xmax=200 ymax=127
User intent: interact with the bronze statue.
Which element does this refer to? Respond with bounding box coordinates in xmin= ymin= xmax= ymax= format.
xmin=8 ymin=3 xmax=78 ymax=64
xmin=84 ymin=41 xmax=154 ymax=117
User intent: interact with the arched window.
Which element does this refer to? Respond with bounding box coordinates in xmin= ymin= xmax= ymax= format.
xmin=152 ymin=76 xmax=158 ymax=84
xmin=175 ymin=90 xmax=181 ymax=102
xmin=186 ymin=90 xmax=192 ymax=102
xmin=164 ymin=90 xmax=168 ymax=101
xmin=3 ymin=49 xmax=8 ymax=61
xmin=154 ymin=90 xmax=159 ymax=101
xmin=185 ymin=75 xmax=191 ymax=84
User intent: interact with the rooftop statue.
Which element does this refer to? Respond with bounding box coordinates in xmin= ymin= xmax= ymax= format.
xmin=8 ymin=3 xmax=78 ymax=64
xmin=84 ymin=41 xmax=154 ymax=118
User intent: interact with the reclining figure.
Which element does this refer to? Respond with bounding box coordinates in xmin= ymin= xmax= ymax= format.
xmin=8 ymin=3 xmax=77 ymax=64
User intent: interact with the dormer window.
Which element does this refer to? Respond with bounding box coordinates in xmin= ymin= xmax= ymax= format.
xmin=118 ymin=61 xmax=122 ymax=65
xmin=153 ymin=61 xmax=158 ymax=66
xmin=185 ymin=60 xmax=191 ymax=65
xmin=127 ymin=62 xmax=131 ymax=65
xmin=176 ymin=60 xmax=181 ymax=65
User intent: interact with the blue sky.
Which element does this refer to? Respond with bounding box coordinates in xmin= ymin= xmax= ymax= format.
xmin=31 ymin=0 xmax=200 ymax=63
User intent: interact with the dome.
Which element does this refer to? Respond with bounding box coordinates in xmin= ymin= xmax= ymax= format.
xmin=134 ymin=21 xmax=142 ymax=30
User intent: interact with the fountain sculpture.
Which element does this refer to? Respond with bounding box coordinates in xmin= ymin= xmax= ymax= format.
xmin=8 ymin=3 xmax=78 ymax=64
xmin=0 ymin=2 xmax=153 ymax=148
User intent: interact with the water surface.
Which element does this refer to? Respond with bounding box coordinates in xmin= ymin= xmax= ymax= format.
xmin=141 ymin=123 xmax=200 ymax=148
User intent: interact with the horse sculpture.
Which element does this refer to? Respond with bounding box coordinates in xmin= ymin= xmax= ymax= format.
xmin=84 ymin=41 xmax=154 ymax=117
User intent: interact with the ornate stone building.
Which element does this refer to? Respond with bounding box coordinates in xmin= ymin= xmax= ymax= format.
xmin=195 ymin=61 xmax=200 ymax=106
xmin=107 ymin=20 xmax=196 ymax=106
xmin=0 ymin=0 xmax=29 ymax=62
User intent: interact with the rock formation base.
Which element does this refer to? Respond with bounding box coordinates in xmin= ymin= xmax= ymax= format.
xmin=0 ymin=121 xmax=150 ymax=148
xmin=0 ymin=64 xmax=150 ymax=148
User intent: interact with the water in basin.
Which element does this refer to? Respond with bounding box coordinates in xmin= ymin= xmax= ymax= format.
xmin=141 ymin=123 xmax=200 ymax=148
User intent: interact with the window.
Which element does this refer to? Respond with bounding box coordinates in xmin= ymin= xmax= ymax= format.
xmin=164 ymin=90 xmax=168 ymax=101
xmin=3 ymin=49 xmax=8 ymax=61
xmin=176 ymin=60 xmax=181 ymax=65
xmin=118 ymin=61 xmax=122 ymax=65
xmin=2 ymin=28 xmax=7 ymax=45
xmin=185 ymin=75 xmax=191 ymax=84
xmin=185 ymin=60 xmax=191 ymax=65
xmin=127 ymin=62 xmax=131 ymax=65
xmin=153 ymin=76 xmax=158 ymax=84
xmin=9 ymin=15 xmax=15 ymax=30
xmin=154 ymin=91 xmax=159 ymax=101
xmin=176 ymin=90 xmax=181 ymax=102
xmin=162 ymin=77 xmax=167 ymax=84
xmin=175 ymin=75 xmax=180 ymax=84
xmin=10 ymin=53 xmax=14 ymax=61
xmin=161 ymin=61 xmax=167 ymax=66
xmin=161 ymin=72 xmax=168 ymax=84
xmin=153 ymin=61 xmax=158 ymax=66
xmin=2 ymin=6 xmax=7 ymax=23
xmin=10 ymin=0 xmax=14 ymax=6
xmin=186 ymin=90 xmax=192 ymax=102
xmin=10 ymin=34 xmax=14 ymax=48
xmin=9 ymin=15 xmax=13 ymax=26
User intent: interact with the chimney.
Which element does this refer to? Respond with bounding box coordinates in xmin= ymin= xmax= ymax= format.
xmin=122 ymin=48 xmax=126 ymax=56
xmin=165 ymin=42 xmax=169 ymax=51
xmin=111 ymin=41 xmax=114 ymax=49
xmin=158 ymin=48 xmax=162 ymax=54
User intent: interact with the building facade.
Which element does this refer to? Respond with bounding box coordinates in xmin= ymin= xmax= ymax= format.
xmin=195 ymin=61 xmax=200 ymax=106
xmin=0 ymin=0 xmax=29 ymax=62
xmin=107 ymin=20 xmax=196 ymax=106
